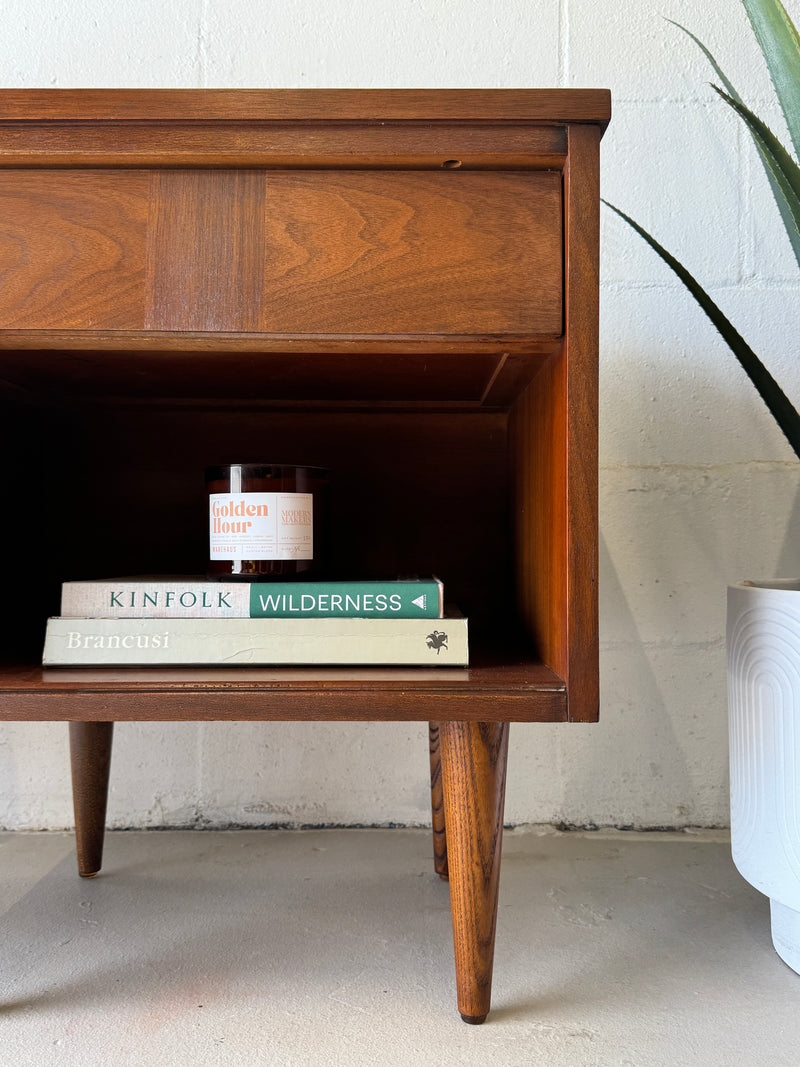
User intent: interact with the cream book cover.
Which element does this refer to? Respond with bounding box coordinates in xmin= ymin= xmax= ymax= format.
xmin=42 ymin=616 xmax=468 ymax=667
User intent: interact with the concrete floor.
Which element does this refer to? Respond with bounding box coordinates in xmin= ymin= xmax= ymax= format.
xmin=0 ymin=828 xmax=797 ymax=1067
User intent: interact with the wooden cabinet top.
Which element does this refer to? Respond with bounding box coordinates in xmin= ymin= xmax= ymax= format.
xmin=0 ymin=88 xmax=611 ymax=125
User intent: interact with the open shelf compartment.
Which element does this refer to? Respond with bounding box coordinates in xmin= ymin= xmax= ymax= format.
xmin=0 ymin=333 xmax=581 ymax=723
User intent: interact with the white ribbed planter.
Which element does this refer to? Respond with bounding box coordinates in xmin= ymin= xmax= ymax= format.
xmin=728 ymin=580 xmax=800 ymax=974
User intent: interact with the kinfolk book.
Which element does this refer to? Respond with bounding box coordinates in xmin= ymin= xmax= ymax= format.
xmin=42 ymin=615 xmax=468 ymax=667
xmin=59 ymin=577 xmax=444 ymax=619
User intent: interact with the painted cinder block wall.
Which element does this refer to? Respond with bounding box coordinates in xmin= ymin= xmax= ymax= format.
xmin=2 ymin=0 xmax=798 ymax=830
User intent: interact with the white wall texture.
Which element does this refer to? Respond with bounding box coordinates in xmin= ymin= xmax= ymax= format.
xmin=2 ymin=0 xmax=799 ymax=831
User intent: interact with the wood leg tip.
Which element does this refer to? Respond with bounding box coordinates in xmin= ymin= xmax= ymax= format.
xmin=78 ymin=870 xmax=99 ymax=879
xmin=438 ymin=871 xmax=449 ymax=881
xmin=460 ymin=1013 xmax=488 ymax=1025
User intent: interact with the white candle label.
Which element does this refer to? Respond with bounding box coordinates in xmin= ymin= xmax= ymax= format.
xmin=209 ymin=493 xmax=313 ymax=560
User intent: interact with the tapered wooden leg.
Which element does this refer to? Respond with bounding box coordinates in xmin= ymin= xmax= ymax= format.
xmin=428 ymin=721 xmax=449 ymax=879
xmin=69 ymin=721 xmax=114 ymax=878
xmin=440 ymin=720 xmax=509 ymax=1025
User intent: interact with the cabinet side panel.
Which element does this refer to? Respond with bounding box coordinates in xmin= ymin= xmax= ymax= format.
xmin=510 ymin=126 xmax=600 ymax=721
xmin=563 ymin=124 xmax=600 ymax=723
xmin=0 ymin=170 xmax=148 ymax=329
xmin=146 ymin=170 xmax=266 ymax=332
xmin=511 ymin=349 xmax=568 ymax=680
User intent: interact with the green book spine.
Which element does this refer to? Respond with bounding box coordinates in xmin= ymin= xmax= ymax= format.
xmin=249 ymin=579 xmax=442 ymax=618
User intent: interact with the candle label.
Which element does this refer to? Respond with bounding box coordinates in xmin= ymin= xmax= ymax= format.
xmin=209 ymin=492 xmax=313 ymax=560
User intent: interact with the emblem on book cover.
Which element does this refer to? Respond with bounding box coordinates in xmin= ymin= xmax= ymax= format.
xmin=426 ymin=630 xmax=448 ymax=654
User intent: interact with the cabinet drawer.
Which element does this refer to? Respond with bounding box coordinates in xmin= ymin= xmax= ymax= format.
xmin=0 ymin=168 xmax=562 ymax=337
xmin=0 ymin=171 xmax=149 ymax=330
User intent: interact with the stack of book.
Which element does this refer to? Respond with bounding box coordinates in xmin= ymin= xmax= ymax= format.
xmin=42 ymin=577 xmax=469 ymax=667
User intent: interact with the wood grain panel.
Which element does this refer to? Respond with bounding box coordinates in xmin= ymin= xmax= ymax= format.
xmin=510 ymin=127 xmax=600 ymax=721
xmin=511 ymin=348 xmax=568 ymax=681
xmin=562 ymin=125 xmax=600 ymax=722
xmin=143 ymin=169 xmax=560 ymax=337
xmin=0 ymin=672 xmax=566 ymax=723
xmin=0 ymin=169 xmax=561 ymax=338
xmin=253 ymin=171 xmax=562 ymax=336
xmin=0 ymin=170 xmax=148 ymax=329
xmin=0 ymin=122 xmax=567 ymax=170
xmin=0 ymin=88 xmax=611 ymax=125
xmin=146 ymin=170 xmax=266 ymax=331
xmin=0 ymin=330 xmax=559 ymax=355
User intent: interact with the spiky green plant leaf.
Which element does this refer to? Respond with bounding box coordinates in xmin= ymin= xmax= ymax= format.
xmin=669 ymin=17 xmax=800 ymax=270
xmin=666 ymin=19 xmax=741 ymax=98
xmin=711 ymin=85 xmax=800 ymax=242
xmin=603 ymin=200 xmax=800 ymax=461
xmin=742 ymin=0 xmax=800 ymax=159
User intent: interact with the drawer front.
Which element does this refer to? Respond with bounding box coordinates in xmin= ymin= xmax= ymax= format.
xmin=0 ymin=171 xmax=149 ymax=329
xmin=0 ymin=168 xmax=562 ymax=337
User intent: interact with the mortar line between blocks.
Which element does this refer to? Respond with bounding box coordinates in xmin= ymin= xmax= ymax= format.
xmin=558 ymin=0 xmax=569 ymax=87
xmin=198 ymin=0 xmax=209 ymax=88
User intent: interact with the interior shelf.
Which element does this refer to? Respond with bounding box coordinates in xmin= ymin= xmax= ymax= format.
xmin=0 ymin=656 xmax=567 ymax=722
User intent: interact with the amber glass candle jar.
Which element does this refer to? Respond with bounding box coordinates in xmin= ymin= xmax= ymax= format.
xmin=206 ymin=464 xmax=329 ymax=580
